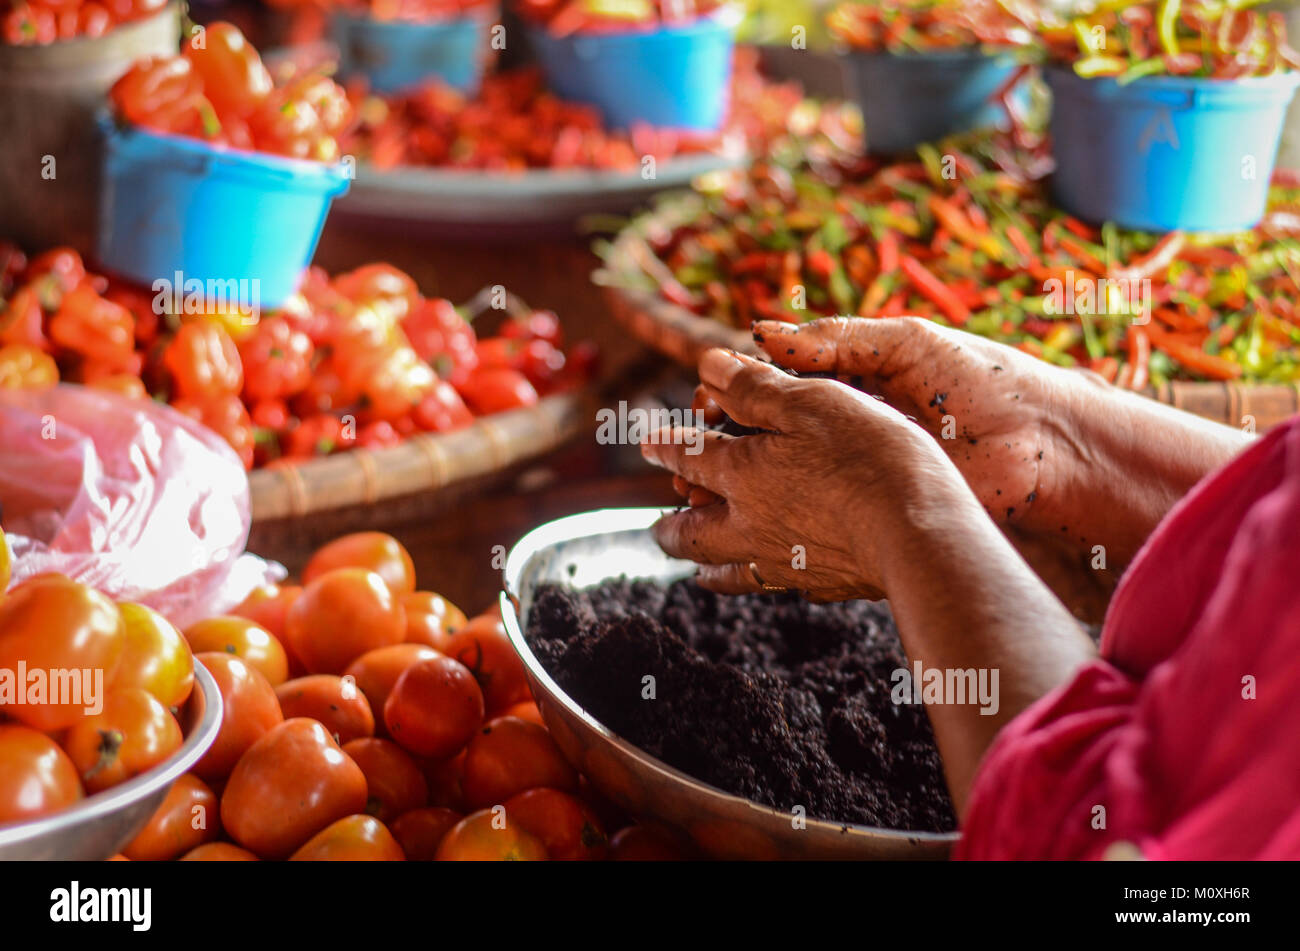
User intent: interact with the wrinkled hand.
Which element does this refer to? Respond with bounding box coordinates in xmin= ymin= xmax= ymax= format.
xmin=641 ymin=347 xmax=972 ymax=602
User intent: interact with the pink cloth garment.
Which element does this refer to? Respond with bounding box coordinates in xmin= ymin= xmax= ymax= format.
xmin=956 ymin=415 xmax=1300 ymax=860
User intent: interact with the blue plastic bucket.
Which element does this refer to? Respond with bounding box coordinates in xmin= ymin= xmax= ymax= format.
xmin=526 ymin=12 xmax=738 ymax=131
xmin=842 ymin=49 xmax=1021 ymax=154
xmin=97 ymin=121 xmax=350 ymax=308
xmin=1046 ymin=67 xmax=1300 ymax=232
xmin=331 ymin=10 xmax=496 ymax=95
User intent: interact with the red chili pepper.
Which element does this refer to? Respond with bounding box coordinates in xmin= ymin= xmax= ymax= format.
xmin=900 ymin=255 xmax=970 ymax=326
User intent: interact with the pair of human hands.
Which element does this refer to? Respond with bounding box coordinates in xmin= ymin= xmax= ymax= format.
xmin=642 ymin=317 xmax=1227 ymax=618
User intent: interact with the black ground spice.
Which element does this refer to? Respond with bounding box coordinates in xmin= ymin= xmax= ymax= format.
xmin=525 ymin=577 xmax=956 ymax=833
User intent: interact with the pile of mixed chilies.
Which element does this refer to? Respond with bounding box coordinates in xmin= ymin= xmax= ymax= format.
xmin=620 ymin=127 xmax=1300 ymax=387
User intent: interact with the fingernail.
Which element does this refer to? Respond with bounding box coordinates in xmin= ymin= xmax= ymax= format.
xmin=699 ymin=348 xmax=745 ymax=391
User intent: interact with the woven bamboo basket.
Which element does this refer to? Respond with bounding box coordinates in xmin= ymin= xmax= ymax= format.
xmin=247 ymin=388 xmax=594 ymax=524
xmin=597 ymin=224 xmax=1300 ymax=432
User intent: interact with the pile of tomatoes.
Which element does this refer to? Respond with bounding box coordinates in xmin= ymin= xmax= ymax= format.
xmin=0 ymin=0 xmax=164 ymax=46
xmin=110 ymin=21 xmax=351 ymax=162
xmin=0 ymin=243 xmax=596 ymax=469
xmin=515 ymin=0 xmax=727 ymax=35
xmin=0 ymin=527 xmax=686 ymax=860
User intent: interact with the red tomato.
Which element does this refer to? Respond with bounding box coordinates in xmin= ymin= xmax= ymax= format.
xmin=342 ymin=737 xmax=428 ymax=823
xmin=276 ymin=675 xmax=375 ymax=745
xmin=401 ymin=591 xmax=467 ymax=652
xmin=190 ymin=653 xmax=283 ymax=782
xmin=342 ymin=643 xmax=441 ymax=728
xmin=412 ymin=380 xmax=474 ymax=433
xmin=115 ymin=602 xmax=194 ymax=709
xmin=221 ymin=718 xmax=368 ymax=859
xmin=302 ymin=533 xmax=416 ymax=597
xmin=64 ymin=688 xmax=183 ymax=793
xmin=0 ymin=725 xmax=83 ymax=824
xmin=179 ymin=842 xmax=258 ymax=861
xmin=290 ymin=814 xmax=405 ymax=861
xmin=123 ymin=774 xmax=220 ymax=861
xmin=383 ymin=656 xmax=484 ymax=759
xmin=504 ymin=788 xmax=607 ymax=861
xmin=285 ymin=569 xmax=406 ymax=674
xmin=184 ymin=616 xmax=289 ymax=686
xmin=456 ymin=367 xmax=539 ymax=415
xmin=442 ymin=614 xmax=531 ymax=714
xmin=0 ymin=576 xmax=124 ymax=731
xmin=390 ymin=806 xmax=462 ymax=861
xmin=461 ymin=716 xmax=578 ymax=810
xmin=182 ymin=21 xmax=273 ymax=119
xmin=435 ymin=808 xmax=548 ymax=861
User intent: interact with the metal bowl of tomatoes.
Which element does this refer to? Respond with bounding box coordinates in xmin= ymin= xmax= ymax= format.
xmin=500 ymin=508 xmax=959 ymax=861
xmin=0 ymin=660 xmax=222 ymax=861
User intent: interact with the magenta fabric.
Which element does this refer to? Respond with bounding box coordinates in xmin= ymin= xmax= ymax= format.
xmin=956 ymin=415 xmax=1300 ymax=860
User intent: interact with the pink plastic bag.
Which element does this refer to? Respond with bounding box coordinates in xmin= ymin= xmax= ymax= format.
xmin=0 ymin=385 xmax=282 ymax=627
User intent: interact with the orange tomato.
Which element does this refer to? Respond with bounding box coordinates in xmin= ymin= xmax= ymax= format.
xmin=63 ymin=688 xmax=183 ymax=793
xmin=342 ymin=643 xmax=440 ymax=726
xmin=220 ymin=718 xmax=368 ymax=859
xmin=435 ymin=808 xmax=548 ymax=861
xmin=504 ymin=788 xmax=607 ymax=861
xmin=290 ymin=814 xmax=405 ymax=861
xmin=402 ymin=591 xmax=467 ymax=651
xmin=190 ymin=652 xmax=283 ymax=782
xmin=0 ymin=725 xmax=83 ymax=824
xmin=285 ymin=568 xmax=405 ymax=675
xmin=442 ymin=614 xmax=531 ymax=715
xmin=383 ymin=656 xmax=484 ymax=759
xmin=302 ymin=532 xmax=416 ymax=597
xmin=390 ymin=806 xmax=462 ymax=860
xmin=275 ymin=675 xmax=375 ymax=745
xmin=179 ymin=842 xmax=258 ymax=861
xmin=229 ymin=583 xmax=301 ymax=643
xmin=115 ymin=603 xmax=194 ymax=709
xmin=0 ymin=576 xmax=124 ymax=730
xmin=503 ymin=700 xmax=545 ymax=727
xmin=123 ymin=773 xmax=220 ymax=860
xmin=184 ymin=616 xmax=289 ymax=686
xmin=341 ymin=737 xmax=427 ymax=823
xmin=461 ymin=716 xmax=578 ymax=810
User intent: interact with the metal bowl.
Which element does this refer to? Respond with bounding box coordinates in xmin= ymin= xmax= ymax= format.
xmin=501 ymin=507 xmax=959 ymax=860
xmin=0 ymin=660 xmax=222 ymax=861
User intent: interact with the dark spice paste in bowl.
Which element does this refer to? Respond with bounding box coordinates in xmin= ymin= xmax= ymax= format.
xmin=525 ymin=577 xmax=956 ymax=833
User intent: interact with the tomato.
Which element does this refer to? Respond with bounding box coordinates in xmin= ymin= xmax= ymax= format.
xmin=285 ymin=569 xmax=406 ymax=675
xmin=435 ymin=808 xmax=548 ymax=861
xmin=342 ymin=644 xmax=440 ymax=727
xmin=0 ymin=343 xmax=58 ymax=389
xmin=383 ymin=656 xmax=484 ymax=759
xmin=123 ymin=774 xmax=219 ymax=861
xmin=357 ymin=420 xmax=402 ymax=449
xmin=456 ymin=367 xmax=539 ymax=416
xmin=0 ymin=725 xmax=83 ymax=824
xmin=342 ymin=737 xmax=427 ymax=823
xmin=229 ymin=583 xmax=301 ymax=644
xmin=411 ymin=380 xmax=474 ymax=433
xmin=302 ymin=533 xmax=416 ymax=597
xmin=221 ymin=718 xmax=368 ymax=859
xmin=333 ymin=264 xmax=419 ymax=322
xmin=501 ymin=308 xmax=563 ymax=347
xmin=504 ymin=788 xmax=607 ymax=861
xmin=163 ymin=320 xmax=243 ymax=399
xmin=0 ymin=287 xmax=47 ymax=351
xmin=86 ymin=373 xmax=148 ymax=400
xmin=461 ymin=716 xmax=578 ymax=810
xmin=608 ymin=824 xmax=688 ymax=861
xmin=49 ymin=285 xmax=135 ymax=368
xmin=400 ymin=591 xmax=465 ymax=652
xmin=275 ymin=675 xmax=375 ymax=745
xmin=238 ymin=316 xmax=313 ymax=402
xmin=190 ymin=653 xmax=283 ymax=782
xmin=390 ymin=806 xmax=461 ymax=860
xmin=183 ymin=21 xmax=273 ymax=119
xmin=171 ymin=394 xmax=255 ymax=471
xmin=113 ymin=604 xmax=194 ymax=709
xmin=64 ymin=688 xmax=183 ymax=793
xmin=503 ymin=700 xmax=545 ymax=728
xmin=0 ymin=576 xmax=124 ymax=730
xmin=180 ymin=842 xmax=258 ymax=861
xmin=184 ymin=616 xmax=288 ymax=687
xmin=25 ymin=247 xmax=85 ymax=301
xmin=110 ymin=56 xmax=211 ymax=136
xmin=290 ymin=814 xmax=404 ymax=861
xmin=442 ymin=614 xmax=531 ymax=714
